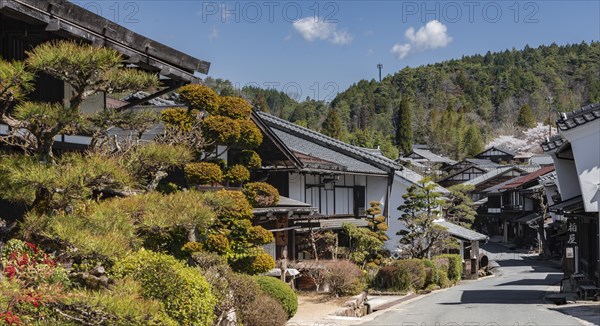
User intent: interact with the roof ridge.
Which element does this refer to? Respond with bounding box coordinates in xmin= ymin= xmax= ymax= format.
xmin=257 ymin=111 xmax=399 ymax=170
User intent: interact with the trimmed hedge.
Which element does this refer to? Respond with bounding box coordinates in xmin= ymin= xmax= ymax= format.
xmin=373 ymin=259 xmax=426 ymax=292
xmin=113 ymin=250 xmax=217 ymax=325
xmin=433 ymin=254 xmax=462 ymax=283
xmin=254 ymin=276 xmax=298 ymax=318
xmin=243 ymin=182 xmax=279 ymax=208
xmin=184 ymin=162 xmax=223 ymax=185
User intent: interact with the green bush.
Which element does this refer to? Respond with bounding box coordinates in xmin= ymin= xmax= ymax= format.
xmin=254 ymin=276 xmax=297 ymax=318
xmin=225 ymin=164 xmax=250 ymax=184
xmin=184 ymin=162 xmax=223 ymax=185
xmin=243 ymin=182 xmax=279 ymax=208
xmin=234 ymin=149 xmax=262 ymax=170
xmin=238 ymin=119 xmax=263 ymax=148
xmin=373 ymin=259 xmax=426 ymax=292
xmin=113 ymin=250 xmax=216 ymax=325
xmin=178 ymin=84 xmax=219 ymax=113
xmin=160 ymin=108 xmax=199 ymax=132
xmin=205 ymin=234 xmax=230 ymax=255
xmin=201 ymin=115 xmax=241 ymax=144
xmin=216 ymin=96 xmax=253 ymax=119
xmin=434 ymin=254 xmax=462 ymax=283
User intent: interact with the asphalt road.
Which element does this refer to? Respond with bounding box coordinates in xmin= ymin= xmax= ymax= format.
xmin=360 ymin=243 xmax=590 ymax=326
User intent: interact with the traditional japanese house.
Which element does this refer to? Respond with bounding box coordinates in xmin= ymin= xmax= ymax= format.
xmin=251 ymin=111 xmax=450 ymax=255
xmin=541 ymin=103 xmax=600 ymax=287
xmin=474 ymin=146 xmax=516 ymax=164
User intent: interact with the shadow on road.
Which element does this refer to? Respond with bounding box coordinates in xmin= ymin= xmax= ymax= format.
xmin=438 ymin=290 xmax=548 ymax=304
xmin=496 ymin=273 xmax=562 ymax=287
xmin=550 ymin=305 xmax=600 ymax=325
xmin=495 ymin=259 xmax=561 ymax=273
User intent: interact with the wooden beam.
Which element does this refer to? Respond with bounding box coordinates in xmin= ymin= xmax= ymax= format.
xmin=116 ymin=84 xmax=183 ymax=111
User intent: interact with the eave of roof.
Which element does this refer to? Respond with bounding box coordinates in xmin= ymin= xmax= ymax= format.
xmin=463 ymin=166 xmax=526 ymax=187
xmin=541 ymin=134 xmax=567 ymax=153
xmin=1 ymin=0 xmax=210 ymax=82
xmin=434 ymin=220 xmax=488 ymax=241
xmin=556 ymin=103 xmax=600 ymax=131
xmin=499 ymin=165 xmax=555 ymax=190
xmin=256 ymin=111 xmax=401 ymax=174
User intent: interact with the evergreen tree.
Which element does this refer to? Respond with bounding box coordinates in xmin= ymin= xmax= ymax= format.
xmin=517 ymin=104 xmax=536 ymax=128
xmin=395 ymin=96 xmax=412 ymax=155
xmin=397 ymin=178 xmax=448 ymax=259
xmin=446 ymin=184 xmax=477 ymax=228
xmin=321 ymin=108 xmax=343 ymax=140
xmin=463 ymin=123 xmax=484 ymax=157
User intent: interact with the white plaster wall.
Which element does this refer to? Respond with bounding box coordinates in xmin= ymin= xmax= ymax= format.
xmin=385 ymin=175 xmax=412 ymax=252
xmin=288 ymin=173 xmax=304 ymax=202
xmin=553 ymin=156 xmax=582 ymax=200
xmin=562 ymin=121 xmax=600 ymax=213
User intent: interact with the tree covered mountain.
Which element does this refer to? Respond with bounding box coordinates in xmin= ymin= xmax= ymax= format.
xmin=212 ymin=42 xmax=600 ymax=160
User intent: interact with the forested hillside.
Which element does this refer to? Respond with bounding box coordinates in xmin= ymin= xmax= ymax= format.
xmin=214 ymin=42 xmax=600 ymax=160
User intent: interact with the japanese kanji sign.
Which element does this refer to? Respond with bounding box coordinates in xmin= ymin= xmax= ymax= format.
xmin=566 ymin=217 xmax=578 ymax=246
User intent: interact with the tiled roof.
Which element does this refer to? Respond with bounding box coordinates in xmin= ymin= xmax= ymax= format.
xmin=538 ymin=171 xmax=557 ymax=183
xmin=257 ymin=111 xmax=400 ymax=174
xmin=541 ymin=134 xmax=567 ymax=152
xmin=499 ymin=165 xmax=555 ymax=190
xmin=476 ymin=146 xmax=516 ymax=157
xmin=463 ymin=166 xmax=525 ymax=186
xmin=407 ymin=148 xmax=456 ymax=164
xmin=556 ymin=103 xmax=600 ymax=131
xmin=394 ymin=170 xmax=450 ymax=195
xmin=434 ymin=220 xmax=488 ymax=241
xmin=481 ymin=176 xmax=523 ymax=194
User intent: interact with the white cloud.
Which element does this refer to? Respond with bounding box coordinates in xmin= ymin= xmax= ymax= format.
xmin=292 ymin=17 xmax=353 ymax=45
xmin=391 ymin=20 xmax=452 ymax=60
xmin=390 ymin=43 xmax=412 ymax=59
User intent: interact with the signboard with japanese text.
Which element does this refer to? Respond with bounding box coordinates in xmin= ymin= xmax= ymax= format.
xmin=566 ymin=217 xmax=578 ymax=247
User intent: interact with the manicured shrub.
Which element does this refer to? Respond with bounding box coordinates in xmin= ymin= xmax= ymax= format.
xmin=178 ymin=84 xmax=219 ymax=113
xmin=238 ymin=119 xmax=263 ymax=148
xmin=254 ymin=276 xmax=298 ymax=318
xmin=205 ymin=234 xmax=230 ymax=255
xmin=434 ymin=254 xmax=462 ymax=283
xmin=216 ymin=96 xmax=252 ymax=119
xmin=243 ymin=182 xmax=279 ymax=208
xmin=203 ymin=189 xmax=254 ymax=221
xmin=201 ymin=115 xmax=241 ymax=144
xmin=251 ymin=252 xmax=276 ymax=274
xmin=225 ymin=164 xmax=250 ymax=184
xmin=324 ymin=260 xmax=365 ymax=297
xmin=234 ymin=149 xmax=262 ymax=170
xmin=160 ymin=108 xmax=198 ymax=132
xmin=238 ymin=294 xmax=288 ymax=326
xmin=250 ymin=225 xmax=274 ymax=245
xmin=373 ymin=259 xmax=426 ymax=292
xmin=113 ymin=250 xmax=216 ymax=325
xmin=184 ymin=162 xmax=223 ymax=185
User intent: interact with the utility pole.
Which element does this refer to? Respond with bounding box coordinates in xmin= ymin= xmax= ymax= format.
xmin=546 ymin=96 xmax=554 ymax=138
xmin=377 ymin=63 xmax=383 ymax=83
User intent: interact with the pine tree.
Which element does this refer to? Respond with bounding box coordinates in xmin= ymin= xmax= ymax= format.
xmin=397 ymin=178 xmax=448 ymax=259
xmin=321 ymin=108 xmax=343 ymax=139
xmin=517 ymin=104 xmax=536 ymax=128
xmin=446 ymin=184 xmax=477 ymax=228
xmin=395 ymin=95 xmax=412 ymax=156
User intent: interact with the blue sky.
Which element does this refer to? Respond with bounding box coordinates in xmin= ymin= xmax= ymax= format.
xmin=77 ymin=1 xmax=600 ymax=101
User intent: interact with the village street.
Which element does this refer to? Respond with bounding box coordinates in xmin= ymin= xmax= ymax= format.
xmin=360 ymin=243 xmax=593 ymax=326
